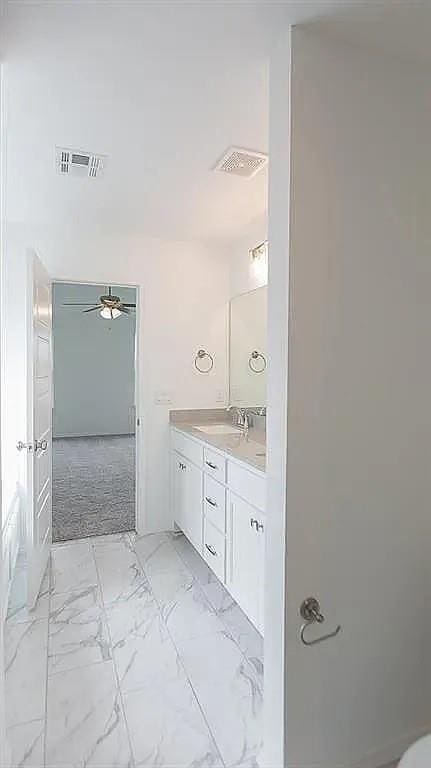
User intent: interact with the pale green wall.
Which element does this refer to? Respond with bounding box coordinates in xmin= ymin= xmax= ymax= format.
xmin=52 ymin=283 xmax=136 ymax=437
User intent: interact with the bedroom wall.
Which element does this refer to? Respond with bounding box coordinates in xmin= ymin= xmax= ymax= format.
xmin=52 ymin=282 xmax=136 ymax=438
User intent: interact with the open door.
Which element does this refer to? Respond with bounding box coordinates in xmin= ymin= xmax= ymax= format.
xmin=24 ymin=251 xmax=52 ymax=608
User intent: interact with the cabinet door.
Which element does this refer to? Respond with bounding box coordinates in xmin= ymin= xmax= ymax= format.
xmin=172 ymin=452 xmax=187 ymax=532
xmin=172 ymin=451 xmax=203 ymax=552
xmin=183 ymin=460 xmax=203 ymax=552
xmin=228 ymin=492 xmax=265 ymax=632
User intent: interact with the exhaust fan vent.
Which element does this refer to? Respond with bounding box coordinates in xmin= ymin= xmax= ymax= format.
xmin=55 ymin=147 xmax=107 ymax=178
xmin=214 ymin=146 xmax=268 ymax=179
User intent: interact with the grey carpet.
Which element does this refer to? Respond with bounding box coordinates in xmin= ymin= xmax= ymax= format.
xmin=52 ymin=435 xmax=135 ymax=542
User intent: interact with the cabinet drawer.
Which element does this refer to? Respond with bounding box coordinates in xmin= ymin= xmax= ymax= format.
xmin=172 ymin=429 xmax=203 ymax=467
xmin=203 ymin=519 xmax=225 ymax=582
xmin=203 ymin=447 xmax=226 ymax=483
xmin=203 ymin=475 xmax=226 ymax=533
xmin=227 ymin=460 xmax=265 ymax=511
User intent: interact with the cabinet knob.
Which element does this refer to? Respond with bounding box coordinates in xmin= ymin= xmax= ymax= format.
xmin=250 ymin=518 xmax=264 ymax=533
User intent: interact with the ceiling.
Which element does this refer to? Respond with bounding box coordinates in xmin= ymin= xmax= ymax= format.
xmin=2 ymin=0 xmax=426 ymax=246
xmin=3 ymin=1 xmax=284 ymax=243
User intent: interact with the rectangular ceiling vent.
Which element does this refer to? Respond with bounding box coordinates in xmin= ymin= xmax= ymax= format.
xmin=55 ymin=147 xmax=107 ymax=179
xmin=213 ymin=146 xmax=268 ymax=179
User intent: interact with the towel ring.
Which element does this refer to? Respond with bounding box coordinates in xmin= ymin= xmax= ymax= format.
xmin=194 ymin=349 xmax=214 ymax=374
xmin=248 ymin=350 xmax=267 ymax=374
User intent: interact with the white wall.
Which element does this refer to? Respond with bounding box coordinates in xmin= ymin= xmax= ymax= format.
xmin=52 ymin=283 xmax=136 ymax=438
xmin=9 ymin=229 xmax=230 ymax=533
xmin=1 ymin=226 xmax=26 ymax=618
xmin=284 ymin=28 xmax=431 ymax=767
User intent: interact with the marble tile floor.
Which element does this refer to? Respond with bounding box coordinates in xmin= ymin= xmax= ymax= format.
xmin=5 ymin=530 xmax=264 ymax=768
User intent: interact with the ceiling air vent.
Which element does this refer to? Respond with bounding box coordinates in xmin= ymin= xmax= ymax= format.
xmin=213 ymin=146 xmax=268 ymax=179
xmin=55 ymin=147 xmax=107 ymax=179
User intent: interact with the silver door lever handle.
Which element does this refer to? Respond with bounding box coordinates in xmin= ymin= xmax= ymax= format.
xmin=300 ymin=597 xmax=341 ymax=646
xmin=17 ymin=441 xmax=33 ymax=452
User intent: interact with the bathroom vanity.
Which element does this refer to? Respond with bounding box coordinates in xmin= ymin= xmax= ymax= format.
xmin=170 ymin=417 xmax=266 ymax=634
xmin=170 ymin=283 xmax=268 ymax=634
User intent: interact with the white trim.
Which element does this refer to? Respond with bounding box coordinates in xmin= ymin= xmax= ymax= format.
xmin=51 ymin=278 xmax=144 ymax=535
xmin=0 ymin=57 xmax=8 ymax=768
xmin=262 ymin=27 xmax=292 ymax=768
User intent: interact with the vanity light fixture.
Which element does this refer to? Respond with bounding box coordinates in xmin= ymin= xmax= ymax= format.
xmin=250 ymin=241 xmax=268 ymax=284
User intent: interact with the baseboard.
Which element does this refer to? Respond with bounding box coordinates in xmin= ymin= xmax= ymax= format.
xmin=53 ymin=432 xmax=135 ymax=439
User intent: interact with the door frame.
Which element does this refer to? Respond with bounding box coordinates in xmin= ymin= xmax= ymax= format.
xmin=50 ymin=278 xmax=145 ymax=536
xmin=263 ymin=27 xmax=291 ymax=768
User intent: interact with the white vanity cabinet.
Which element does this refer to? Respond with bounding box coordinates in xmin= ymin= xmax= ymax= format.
xmin=171 ymin=426 xmax=265 ymax=634
xmin=227 ymin=493 xmax=265 ymax=633
xmin=173 ymin=454 xmax=203 ymax=551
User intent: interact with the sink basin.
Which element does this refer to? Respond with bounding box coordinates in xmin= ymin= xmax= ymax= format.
xmin=193 ymin=424 xmax=242 ymax=436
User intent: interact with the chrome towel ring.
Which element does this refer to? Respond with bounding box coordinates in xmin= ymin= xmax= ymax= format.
xmin=248 ymin=350 xmax=267 ymax=374
xmin=194 ymin=349 xmax=214 ymax=374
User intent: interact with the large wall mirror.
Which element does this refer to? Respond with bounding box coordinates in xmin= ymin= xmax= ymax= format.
xmin=229 ymin=285 xmax=267 ymax=407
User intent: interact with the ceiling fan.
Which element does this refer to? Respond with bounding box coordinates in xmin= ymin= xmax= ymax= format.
xmin=62 ymin=286 xmax=136 ymax=319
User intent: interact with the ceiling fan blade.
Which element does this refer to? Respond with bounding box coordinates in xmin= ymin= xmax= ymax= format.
xmin=83 ymin=305 xmax=102 ymax=313
xmin=121 ymin=303 xmax=136 ymax=308
xmin=119 ymin=306 xmax=131 ymax=314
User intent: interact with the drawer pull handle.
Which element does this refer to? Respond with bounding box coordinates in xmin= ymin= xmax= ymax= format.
xmin=205 ymin=461 xmax=218 ymax=470
xmin=250 ymin=518 xmax=264 ymax=533
xmin=205 ymin=496 xmax=217 ymax=507
xmin=205 ymin=544 xmax=217 ymax=557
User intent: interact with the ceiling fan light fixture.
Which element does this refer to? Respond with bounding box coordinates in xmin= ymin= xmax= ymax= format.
xmin=100 ymin=307 xmax=121 ymax=320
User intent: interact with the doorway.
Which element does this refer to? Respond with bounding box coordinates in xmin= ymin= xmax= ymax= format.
xmin=51 ymin=282 xmax=138 ymax=542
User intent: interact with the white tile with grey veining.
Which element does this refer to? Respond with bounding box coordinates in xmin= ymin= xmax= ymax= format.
xmin=177 ymin=631 xmax=263 ymax=767
xmin=203 ymin=579 xmax=264 ymax=687
xmin=123 ymin=671 xmax=223 ymax=767
xmin=148 ymin=567 xmax=225 ymax=644
xmin=45 ymin=660 xmax=132 ymax=768
xmin=5 ymin=619 xmax=48 ymax=728
xmin=48 ymin=585 xmax=111 ymax=674
xmin=106 ymin=592 xmax=182 ymax=693
xmin=94 ymin=540 xmax=150 ymax=605
xmin=91 ymin=532 xmax=135 ymax=554
xmin=172 ymin=533 xmax=216 ymax=585
xmin=134 ymin=533 xmax=185 ymax=576
xmin=51 ymin=541 xmax=98 ymax=596
xmin=6 ymin=718 xmax=45 ymax=767
xmin=7 ymin=564 xmax=51 ymax=624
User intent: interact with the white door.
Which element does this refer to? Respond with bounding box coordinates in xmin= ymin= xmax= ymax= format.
xmin=25 ymin=252 xmax=52 ymax=608
xmin=228 ymin=492 xmax=264 ymax=632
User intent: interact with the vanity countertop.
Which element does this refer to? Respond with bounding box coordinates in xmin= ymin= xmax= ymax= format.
xmin=170 ymin=409 xmax=266 ymax=473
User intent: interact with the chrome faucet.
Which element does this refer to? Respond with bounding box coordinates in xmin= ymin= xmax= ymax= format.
xmin=226 ymin=406 xmax=250 ymax=438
